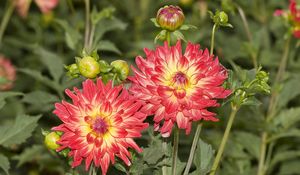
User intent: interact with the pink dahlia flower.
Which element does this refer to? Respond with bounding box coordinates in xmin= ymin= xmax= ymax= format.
xmin=129 ymin=41 xmax=231 ymax=137
xmin=14 ymin=0 xmax=59 ymax=18
xmin=290 ymin=0 xmax=300 ymax=22
xmin=0 ymin=56 xmax=16 ymax=91
xmin=52 ymin=79 xmax=148 ymax=175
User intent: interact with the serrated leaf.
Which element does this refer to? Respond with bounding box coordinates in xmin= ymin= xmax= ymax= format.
xmin=193 ymin=139 xmax=215 ymax=175
xmin=279 ymin=160 xmax=300 ymax=175
xmin=233 ymin=132 xmax=261 ymax=159
xmin=165 ymin=158 xmax=186 ymax=175
xmin=268 ymin=129 xmax=300 ymax=142
xmin=55 ymin=20 xmax=82 ymax=50
xmin=0 ymin=114 xmax=41 ymax=147
xmin=13 ymin=145 xmax=44 ymax=167
xmin=97 ymin=40 xmax=121 ymax=55
xmin=22 ymin=91 xmax=59 ymax=106
xmin=34 ymin=48 xmax=64 ymax=82
xmin=142 ymin=146 xmax=165 ymax=165
xmin=0 ymin=154 xmax=9 ymax=175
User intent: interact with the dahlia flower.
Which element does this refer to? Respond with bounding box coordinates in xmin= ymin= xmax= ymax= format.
xmin=52 ymin=79 xmax=148 ymax=174
xmin=129 ymin=41 xmax=231 ymax=137
xmin=14 ymin=0 xmax=59 ymax=18
xmin=0 ymin=55 xmax=16 ymax=91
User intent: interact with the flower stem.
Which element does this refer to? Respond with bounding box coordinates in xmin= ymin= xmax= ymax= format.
xmin=166 ymin=31 xmax=171 ymax=46
xmin=162 ymin=139 xmax=168 ymax=175
xmin=183 ymin=122 xmax=203 ymax=175
xmin=89 ymin=164 xmax=97 ymax=175
xmin=84 ymin=0 xmax=91 ymax=52
xmin=257 ymin=36 xmax=291 ymax=175
xmin=172 ymin=128 xmax=180 ymax=175
xmin=209 ymin=105 xmax=239 ymax=175
xmin=210 ymin=24 xmax=217 ymax=55
xmin=0 ymin=1 xmax=14 ymax=47
xmin=237 ymin=6 xmax=258 ymax=70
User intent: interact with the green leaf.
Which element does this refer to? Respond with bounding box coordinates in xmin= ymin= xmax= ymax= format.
xmin=279 ymin=160 xmax=300 ymax=175
xmin=94 ymin=18 xmax=127 ymax=44
xmin=193 ymin=139 xmax=215 ymax=175
xmin=173 ymin=30 xmax=186 ymax=42
xmin=18 ymin=68 xmax=61 ymax=92
xmin=165 ymin=158 xmax=186 ymax=175
xmin=150 ymin=18 xmax=160 ymax=27
xmin=0 ymin=92 xmax=24 ymax=110
xmin=98 ymin=60 xmax=113 ymax=73
xmin=142 ymin=145 xmax=165 ymax=165
xmin=22 ymin=91 xmax=59 ymax=106
xmin=0 ymin=154 xmax=9 ymax=175
xmin=179 ymin=24 xmax=197 ymax=30
xmin=154 ymin=30 xmax=167 ymax=43
xmin=97 ymin=40 xmax=122 ymax=55
xmin=55 ymin=20 xmax=82 ymax=50
xmin=269 ymin=151 xmax=300 ymax=171
xmin=13 ymin=145 xmax=44 ymax=167
xmin=271 ymin=107 xmax=300 ymax=131
xmin=0 ymin=114 xmax=42 ymax=147
xmin=91 ymin=7 xmax=115 ymax=25
xmin=268 ymin=129 xmax=300 ymax=142
xmin=114 ymin=163 xmax=127 ymax=173
xmin=233 ymin=132 xmax=261 ymax=159
xmin=278 ymin=76 xmax=300 ymax=108
xmin=34 ymin=48 xmax=64 ymax=82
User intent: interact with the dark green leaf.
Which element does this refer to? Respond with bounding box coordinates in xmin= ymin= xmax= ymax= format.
xmin=0 ymin=114 xmax=41 ymax=147
xmin=22 ymin=91 xmax=59 ymax=106
xmin=233 ymin=132 xmax=261 ymax=159
xmin=193 ymin=139 xmax=215 ymax=175
xmin=55 ymin=20 xmax=82 ymax=50
xmin=0 ymin=154 xmax=9 ymax=175
xmin=97 ymin=40 xmax=122 ymax=55
xmin=13 ymin=145 xmax=45 ymax=167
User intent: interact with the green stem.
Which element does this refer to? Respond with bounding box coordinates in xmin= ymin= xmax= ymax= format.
xmin=0 ymin=1 xmax=14 ymax=47
xmin=166 ymin=31 xmax=171 ymax=46
xmin=237 ymin=5 xmax=258 ymax=70
xmin=257 ymin=36 xmax=291 ymax=175
xmin=84 ymin=0 xmax=91 ymax=51
xmin=89 ymin=164 xmax=97 ymax=175
xmin=210 ymin=24 xmax=217 ymax=55
xmin=183 ymin=122 xmax=203 ymax=175
xmin=162 ymin=139 xmax=168 ymax=175
xmin=172 ymin=128 xmax=180 ymax=175
xmin=67 ymin=0 xmax=75 ymax=14
xmin=209 ymin=105 xmax=239 ymax=175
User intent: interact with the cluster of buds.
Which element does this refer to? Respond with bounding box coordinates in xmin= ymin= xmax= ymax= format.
xmin=151 ymin=5 xmax=196 ymax=43
xmin=228 ymin=66 xmax=270 ymax=108
xmin=274 ymin=0 xmax=300 ymax=38
xmin=65 ymin=51 xmax=129 ymax=84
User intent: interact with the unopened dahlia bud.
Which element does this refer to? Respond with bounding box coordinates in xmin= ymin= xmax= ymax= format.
xmin=156 ymin=5 xmax=185 ymax=31
xmin=65 ymin=63 xmax=79 ymax=78
xmin=111 ymin=60 xmax=129 ymax=81
xmin=78 ymin=56 xmax=100 ymax=79
xmin=0 ymin=56 xmax=16 ymax=91
xmin=44 ymin=132 xmax=60 ymax=150
xmin=219 ymin=11 xmax=228 ymax=24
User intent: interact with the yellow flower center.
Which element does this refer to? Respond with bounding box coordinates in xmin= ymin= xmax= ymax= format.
xmin=171 ymin=71 xmax=190 ymax=99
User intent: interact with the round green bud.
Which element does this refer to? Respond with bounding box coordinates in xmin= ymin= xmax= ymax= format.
xmin=78 ymin=56 xmax=101 ymax=79
xmin=219 ymin=11 xmax=229 ymax=24
xmin=156 ymin=5 xmax=185 ymax=31
xmin=44 ymin=132 xmax=60 ymax=150
xmin=111 ymin=60 xmax=129 ymax=81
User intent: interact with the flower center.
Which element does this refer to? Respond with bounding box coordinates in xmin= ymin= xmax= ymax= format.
xmin=173 ymin=72 xmax=188 ymax=86
xmin=92 ymin=117 xmax=108 ymax=134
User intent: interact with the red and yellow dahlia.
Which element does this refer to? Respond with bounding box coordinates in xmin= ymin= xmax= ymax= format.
xmin=0 ymin=55 xmax=16 ymax=91
xmin=129 ymin=41 xmax=231 ymax=137
xmin=52 ymin=79 xmax=148 ymax=174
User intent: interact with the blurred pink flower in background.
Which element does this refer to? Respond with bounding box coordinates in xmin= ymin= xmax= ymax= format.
xmin=0 ymin=55 xmax=16 ymax=91
xmin=14 ymin=0 xmax=59 ymax=18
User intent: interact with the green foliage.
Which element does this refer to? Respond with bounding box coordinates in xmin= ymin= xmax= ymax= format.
xmin=0 ymin=154 xmax=9 ymax=175
xmin=0 ymin=114 xmax=41 ymax=147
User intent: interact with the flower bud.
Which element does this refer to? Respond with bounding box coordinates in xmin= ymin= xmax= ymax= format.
xmin=219 ymin=11 xmax=228 ymax=24
xmin=44 ymin=132 xmax=60 ymax=150
xmin=111 ymin=60 xmax=129 ymax=81
xmin=0 ymin=56 xmax=16 ymax=91
xmin=65 ymin=63 xmax=79 ymax=78
xmin=78 ymin=56 xmax=101 ymax=79
xmin=156 ymin=5 xmax=185 ymax=31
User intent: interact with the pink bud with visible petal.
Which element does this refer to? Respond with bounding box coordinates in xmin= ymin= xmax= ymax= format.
xmin=34 ymin=0 xmax=59 ymax=14
xmin=0 ymin=55 xmax=16 ymax=91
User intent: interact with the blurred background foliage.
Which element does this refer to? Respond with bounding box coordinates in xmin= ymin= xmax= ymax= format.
xmin=0 ymin=0 xmax=300 ymax=174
